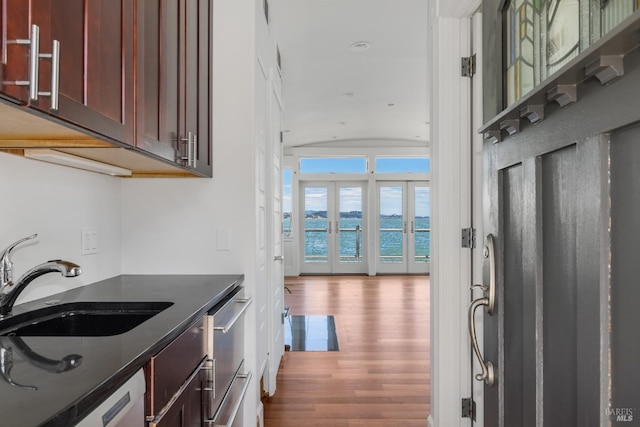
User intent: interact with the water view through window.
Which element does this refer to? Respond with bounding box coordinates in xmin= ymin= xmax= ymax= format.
xmin=294 ymin=157 xmax=430 ymax=271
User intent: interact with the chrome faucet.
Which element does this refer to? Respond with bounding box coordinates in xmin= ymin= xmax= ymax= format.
xmin=0 ymin=234 xmax=82 ymax=317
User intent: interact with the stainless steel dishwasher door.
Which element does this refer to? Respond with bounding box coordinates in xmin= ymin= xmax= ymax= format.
xmin=75 ymin=369 xmax=145 ymax=427
xmin=205 ymin=288 xmax=252 ymax=421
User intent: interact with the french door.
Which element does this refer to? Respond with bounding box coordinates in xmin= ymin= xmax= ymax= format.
xmin=376 ymin=182 xmax=430 ymax=274
xmin=300 ymin=181 xmax=367 ymax=274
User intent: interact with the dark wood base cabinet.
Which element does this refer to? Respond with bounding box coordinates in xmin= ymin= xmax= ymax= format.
xmin=145 ymin=316 xmax=207 ymax=426
xmin=148 ymin=365 xmax=207 ymax=427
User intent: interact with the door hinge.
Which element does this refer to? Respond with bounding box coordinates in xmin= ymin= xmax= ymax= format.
xmin=462 ymin=397 xmax=476 ymax=420
xmin=282 ymin=306 xmax=290 ymax=324
xmin=461 ymin=54 xmax=476 ymax=78
xmin=462 ymin=227 xmax=476 ymax=249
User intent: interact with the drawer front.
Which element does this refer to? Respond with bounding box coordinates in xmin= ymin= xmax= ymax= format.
xmin=147 ymin=316 xmax=206 ymax=416
xmin=209 ymin=362 xmax=252 ymax=426
xmin=206 ymin=289 xmax=252 ymax=418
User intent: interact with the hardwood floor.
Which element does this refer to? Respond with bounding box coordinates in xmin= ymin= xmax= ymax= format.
xmin=263 ymin=275 xmax=430 ymax=426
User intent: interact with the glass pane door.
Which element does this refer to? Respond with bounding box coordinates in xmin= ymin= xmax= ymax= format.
xmin=376 ymin=181 xmax=430 ymax=274
xmin=335 ymin=184 xmax=366 ymax=274
xmin=301 ymin=182 xmax=367 ymax=274
xmin=302 ymin=184 xmax=331 ymax=273
xmin=377 ymin=184 xmax=407 ymax=273
xmin=409 ymin=183 xmax=430 ymax=274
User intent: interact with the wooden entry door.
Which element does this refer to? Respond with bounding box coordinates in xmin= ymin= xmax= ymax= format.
xmin=481 ymin=139 xmax=605 ymax=427
xmin=477 ymin=123 xmax=640 ymax=425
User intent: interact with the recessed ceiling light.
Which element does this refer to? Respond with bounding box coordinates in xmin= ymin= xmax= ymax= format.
xmin=332 ymin=136 xmax=338 ymax=139
xmin=350 ymin=41 xmax=370 ymax=52
xmin=388 ymin=103 xmax=395 ymax=107
xmin=337 ymin=121 xmax=346 ymax=125
xmin=342 ymin=92 xmax=355 ymax=99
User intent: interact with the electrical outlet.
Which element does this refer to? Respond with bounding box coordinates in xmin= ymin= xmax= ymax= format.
xmin=81 ymin=228 xmax=98 ymax=255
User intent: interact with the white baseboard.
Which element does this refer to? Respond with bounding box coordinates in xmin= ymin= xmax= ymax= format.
xmin=257 ymin=401 xmax=264 ymax=427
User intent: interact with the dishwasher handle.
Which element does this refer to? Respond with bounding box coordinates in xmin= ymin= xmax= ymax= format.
xmin=213 ymin=298 xmax=253 ymax=334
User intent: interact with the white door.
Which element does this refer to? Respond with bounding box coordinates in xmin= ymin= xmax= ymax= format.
xmin=376 ymin=181 xmax=430 ymax=274
xmin=267 ymin=73 xmax=284 ymax=395
xmin=300 ymin=181 xmax=367 ymax=274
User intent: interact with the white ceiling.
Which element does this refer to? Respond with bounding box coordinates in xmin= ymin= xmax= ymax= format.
xmin=273 ymin=0 xmax=430 ymax=149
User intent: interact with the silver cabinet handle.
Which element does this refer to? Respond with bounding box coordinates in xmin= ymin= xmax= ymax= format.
xmin=213 ymin=298 xmax=253 ymax=334
xmin=468 ymin=234 xmax=497 ymax=386
xmin=180 ymin=131 xmax=193 ymax=166
xmin=201 ymin=358 xmax=216 ymax=417
xmin=328 ymin=221 xmax=332 ymax=234
xmin=4 ymin=24 xmax=40 ymax=100
xmin=411 ymin=221 xmax=414 ymax=234
xmin=38 ymin=39 xmax=60 ymax=110
xmin=204 ymin=371 xmax=252 ymax=426
xmin=224 ymin=372 xmax=251 ymax=427
xmin=403 ymin=221 xmax=407 ymax=233
xmin=28 ymin=25 xmax=40 ymax=101
xmin=274 ymin=255 xmax=284 ymax=261
xmin=191 ymin=133 xmax=197 ymax=168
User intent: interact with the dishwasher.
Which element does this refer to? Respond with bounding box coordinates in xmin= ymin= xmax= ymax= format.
xmin=75 ymin=369 xmax=146 ymax=427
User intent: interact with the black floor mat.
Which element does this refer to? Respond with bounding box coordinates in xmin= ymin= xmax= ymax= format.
xmin=284 ymin=315 xmax=339 ymax=351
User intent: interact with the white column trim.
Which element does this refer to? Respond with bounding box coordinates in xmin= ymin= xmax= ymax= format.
xmin=429 ymin=9 xmax=473 ymax=427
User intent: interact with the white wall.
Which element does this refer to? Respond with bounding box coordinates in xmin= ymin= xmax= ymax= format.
xmin=0 ymin=151 xmax=122 ymax=304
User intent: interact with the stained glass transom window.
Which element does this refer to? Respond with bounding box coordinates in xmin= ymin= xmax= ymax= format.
xmin=504 ymin=0 xmax=640 ymax=106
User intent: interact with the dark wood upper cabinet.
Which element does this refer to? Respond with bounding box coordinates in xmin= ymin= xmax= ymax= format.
xmin=0 ymin=0 xmax=36 ymax=104
xmin=195 ymin=0 xmax=213 ymax=177
xmin=137 ymin=0 xmax=212 ymax=176
xmin=27 ymin=0 xmax=135 ymax=145
xmin=0 ymin=0 xmax=211 ymax=177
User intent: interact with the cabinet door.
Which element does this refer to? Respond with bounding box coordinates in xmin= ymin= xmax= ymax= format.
xmin=152 ymin=368 xmax=205 ymax=427
xmin=137 ymin=0 xmax=212 ymax=175
xmin=194 ymin=0 xmax=212 ymax=176
xmin=136 ymin=0 xmax=179 ymax=163
xmin=30 ymin=0 xmax=134 ymax=145
xmin=0 ymin=0 xmax=33 ymax=103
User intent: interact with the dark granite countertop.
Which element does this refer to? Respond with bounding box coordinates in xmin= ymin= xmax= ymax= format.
xmin=0 ymin=274 xmax=243 ymax=427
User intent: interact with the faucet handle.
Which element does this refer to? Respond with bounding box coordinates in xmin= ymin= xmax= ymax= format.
xmin=0 ymin=234 xmax=38 ymax=285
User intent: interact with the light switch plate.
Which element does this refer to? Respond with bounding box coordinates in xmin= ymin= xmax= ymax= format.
xmin=81 ymin=228 xmax=98 ymax=255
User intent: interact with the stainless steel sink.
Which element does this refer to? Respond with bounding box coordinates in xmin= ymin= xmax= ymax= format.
xmin=0 ymin=301 xmax=173 ymax=337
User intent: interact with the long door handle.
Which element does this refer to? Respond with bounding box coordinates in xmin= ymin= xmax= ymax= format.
xmin=355 ymin=224 xmax=360 ymax=259
xmin=468 ymin=234 xmax=497 ymax=386
xmin=469 ymin=296 xmax=495 ymax=386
